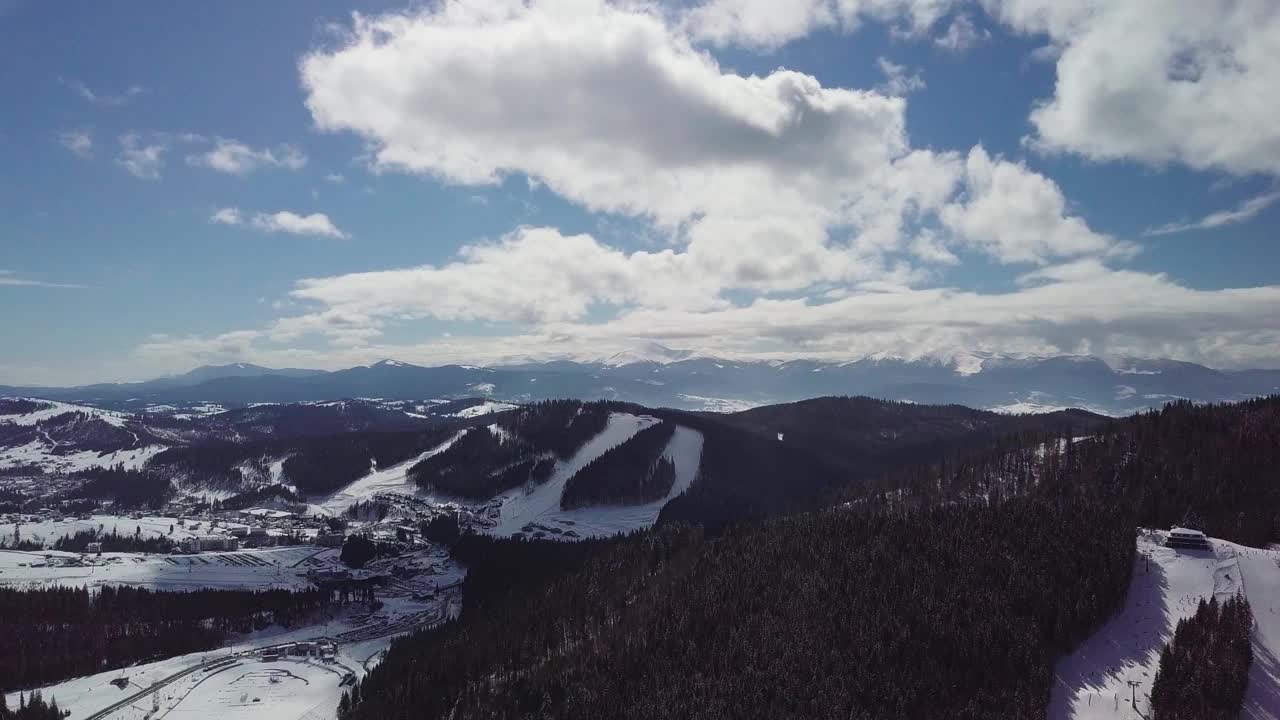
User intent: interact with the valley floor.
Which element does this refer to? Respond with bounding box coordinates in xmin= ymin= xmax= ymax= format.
xmin=1050 ymin=530 xmax=1280 ymax=719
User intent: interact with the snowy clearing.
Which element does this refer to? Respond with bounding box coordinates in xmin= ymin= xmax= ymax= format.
xmin=449 ymin=401 xmax=517 ymax=418
xmin=1050 ymin=530 xmax=1280 ymax=719
xmin=0 ymin=398 xmax=133 ymax=427
xmin=0 ymin=440 xmax=165 ymax=472
xmin=1 ymin=513 xmax=213 ymax=547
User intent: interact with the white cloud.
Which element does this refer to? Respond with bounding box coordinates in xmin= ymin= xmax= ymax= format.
xmin=1144 ymin=190 xmax=1280 ymax=236
xmin=934 ymin=13 xmax=988 ymax=51
xmin=116 ymin=133 xmax=168 ymax=179
xmin=940 ymin=146 xmax=1128 ymax=264
xmin=876 ymin=57 xmax=926 ymax=95
xmin=187 ymin=138 xmax=307 ymax=175
xmin=281 ymin=227 xmax=715 ymax=336
xmin=0 ymin=270 xmax=89 ymax=289
xmin=210 ymin=207 xmax=243 ymax=226
xmin=57 ymin=129 xmax=93 ymax=158
xmin=251 ymin=211 xmax=348 ymax=239
xmin=131 ymin=258 xmax=1280 ymax=373
xmin=984 ymin=0 xmax=1280 ymax=176
xmin=61 ymin=77 xmax=147 ymax=107
xmin=112 ymin=0 xmax=1280 ymax=382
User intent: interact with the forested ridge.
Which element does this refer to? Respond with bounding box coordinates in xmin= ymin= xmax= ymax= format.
xmin=341 ymin=395 xmax=1280 ymax=719
xmin=345 ymin=492 xmax=1133 ymax=719
xmin=0 ymin=585 xmax=333 ymax=691
xmin=875 ymin=396 xmax=1280 ymax=546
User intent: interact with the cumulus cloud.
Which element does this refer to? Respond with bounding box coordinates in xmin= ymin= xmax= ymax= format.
xmin=1144 ymin=190 xmax=1280 ymax=236
xmin=187 ymin=138 xmax=307 ymax=175
xmin=940 ymin=146 xmax=1128 ymax=264
xmin=299 ymin=1 xmax=1109 ymax=300
xmin=112 ymin=0 xmax=1280 ymax=380
xmin=984 ymin=0 xmax=1280 ymax=176
xmin=116 ymin=132 xmax=168 ymax=179
xmin=250 ymin=211 xmax=348 ymax=239
xmin=209 ymin=207 xmax=243 ymax=226
xmin=57 ymin=129 xmax=93 ymax=158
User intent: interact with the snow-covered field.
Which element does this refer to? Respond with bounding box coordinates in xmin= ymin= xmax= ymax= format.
xmin=449 ymin=401 xmax=517 ymax=418
xmin=6 ymin=626 xmax=384 ymax=720
xmin=2 ymin=514 xmax=228 ymax=547
xmin=2 ymin=546 xmax=465 ymax=720
xmin=0 ymin=440 xmax=166 ymax=472
xmin=0 ymin=544 xmax=328 ymax=591
xmin=1050 ymin=530 xmax=1280 ymax=719
xmin=0 ymin=398 xmax=132 ymax=427
xmin=484 ymin=413 xmax=704 ymax=538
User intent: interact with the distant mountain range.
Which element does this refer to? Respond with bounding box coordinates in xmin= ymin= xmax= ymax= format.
xmin=3 ymin=352 xmax=1278 ymax=416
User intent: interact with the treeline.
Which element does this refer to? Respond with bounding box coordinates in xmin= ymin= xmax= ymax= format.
xmin=0 ymin=399 xmax=51 ymax=416
xmin=215 ymin=483 xmax=301 ymax=511
xmin=0 ymin=585 xmax=333 ymax=691
xmin=148 ymin=425 xmax=467 ymax=498
xmin=0 ymin=691 xmax=64 ymax=720
xmin=876 ymin=396 xmax=1280 ymax=546
xmin=340 ymin=533 xmax=400 ymax=569
xmin=71 ymin=465 xmax=173 ymax=509
xmin=344 ymin=482 xmax=1135 ymax=719
xmin=496 ymin=400 xmax=609 ymax=457
xmin=1151 ymin=594 xmax=1253 ymax=719
xmin=52 ymin=528 xmax=175 ymax=554
xmin=561 ymin=421 xmax=676 ymax=509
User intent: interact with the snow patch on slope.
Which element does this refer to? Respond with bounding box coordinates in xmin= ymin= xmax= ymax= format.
xmin=451 ymin=401 xmax=517 ymax=418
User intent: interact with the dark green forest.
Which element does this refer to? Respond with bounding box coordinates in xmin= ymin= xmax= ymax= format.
xmin=340 ymin=395 xmax=1280 ymax=719
xmin=0 ymin=585 xmax=333 ymax=691
xmin=1151 ymin=594 xmax=1253 ymax=720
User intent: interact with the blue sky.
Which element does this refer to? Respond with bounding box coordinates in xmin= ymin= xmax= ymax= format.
xmin=2 ymin=0 xmax=1278 ymax=384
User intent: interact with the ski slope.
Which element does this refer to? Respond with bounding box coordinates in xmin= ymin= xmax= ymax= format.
xmin=485 ymin=413 xmax=704 ymax=539
xmin=1050 ymin=530 xmax=1280 ymax=719
xmin=312 ymin=431 xmax=466 ymax=516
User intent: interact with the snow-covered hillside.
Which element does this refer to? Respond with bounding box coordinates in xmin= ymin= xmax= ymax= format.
xmin=313 ymin=431 xmax=467 ymax=516
xmin=0 ymin=398 xmax=131 ymax=427
xmin=0 ymin=440 xmax=165 ymax=472
xmin=484 ymin=413 xmax=704 ymax=539
xmin=1050 ymin=530 xmax=1280 ymax=719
